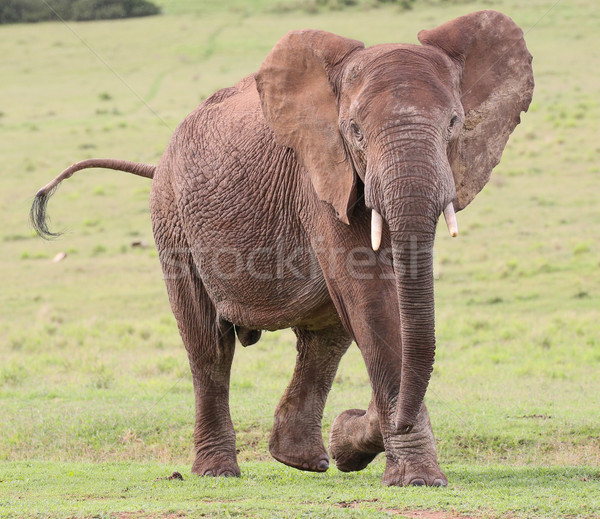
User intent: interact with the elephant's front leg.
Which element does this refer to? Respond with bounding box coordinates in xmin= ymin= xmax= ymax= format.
xmin=329 ymin=399 xmax=383 ymax=472
xmin=380 ymin=402 xmax=445 ymax=486
xmin=330 ymin=399 xmax=446 ymax=487
xmin=270 ymin=323 xmax=352 ymax=471
xmin=329 ymin=313 xmax=447 ymax=486
xmin=311 ymin=211 xmax=446 ymax=486
xmin=326 ymin=299 xmax=445 ymax=486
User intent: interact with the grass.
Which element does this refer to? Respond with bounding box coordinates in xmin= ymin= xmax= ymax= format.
xmin=1 ymin=0 xmax=599 ymax=517
xmin=1 ymin=462 xmax=599 ymax=518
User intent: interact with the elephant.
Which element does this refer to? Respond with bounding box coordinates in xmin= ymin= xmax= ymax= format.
xmin=31 ymin=10 xmax=533 ymax=487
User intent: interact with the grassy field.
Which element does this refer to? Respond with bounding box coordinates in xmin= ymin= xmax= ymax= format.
xmin=1 ymin=0 xmax=599 ymax=517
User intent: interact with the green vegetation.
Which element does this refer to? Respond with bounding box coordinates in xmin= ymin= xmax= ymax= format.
xmin=0 ymin=0 xmax=599 ymax=517
xmin=2 ymin=462 xmax=598 ymax=518
xmin=271 ymin=0 xmax=419 ymax=15
xmin=0 ymin=0 xmax=160 ymax=25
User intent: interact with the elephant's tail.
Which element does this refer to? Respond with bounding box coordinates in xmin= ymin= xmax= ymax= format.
xmin=30 ymin=158 xmax=156 ymax=240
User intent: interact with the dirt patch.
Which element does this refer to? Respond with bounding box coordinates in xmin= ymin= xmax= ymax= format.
xmin=335 ymin=501 xmax=479 ymax=519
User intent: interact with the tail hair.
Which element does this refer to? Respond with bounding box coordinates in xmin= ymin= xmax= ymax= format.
xmin=30 ymin=185 xmax=61 ymax=240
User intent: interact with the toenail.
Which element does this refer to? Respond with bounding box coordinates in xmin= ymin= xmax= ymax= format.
xmin=409 ymin=478 xmax=426 ymax=486
xmin=432 ymin=479 xmax=447 ymax=487
xmin=318 ymin=459 xmax=329 ymax=471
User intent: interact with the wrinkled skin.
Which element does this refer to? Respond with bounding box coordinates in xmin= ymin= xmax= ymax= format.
xmin=33 ymin=11 xmax=533 ymax=487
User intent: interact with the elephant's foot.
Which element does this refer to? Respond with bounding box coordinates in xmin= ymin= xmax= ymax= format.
xmin=382 ymin=455 xmax=447 ymax=487
xmin=380 ymin=403 xmax=446 ymax=487
xmin=269 ymin=417 xmax=329 ymax=472
xmin=191 ymin=453 xmax=241 ymax=477
xmin=329 ymin=408 xmax=384 ymax=472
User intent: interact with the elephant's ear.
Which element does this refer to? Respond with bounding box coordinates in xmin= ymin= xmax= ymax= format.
xmin=256 ymin=30 xmax=364 ymax=224
xmin=418 ymin=10 xmax=534 ymax=210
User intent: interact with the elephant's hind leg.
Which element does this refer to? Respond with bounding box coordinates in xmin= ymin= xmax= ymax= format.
xmin=153 ymin=192 xmax=239 ymax=477
xmin=164 ymin=258 xmax=239 ymax=476
xmin=165 ymin=259 xmax=239 ymax=476
xmin=187 ymin=314 xmax=238 ymax=477
xmin=269 ymin=323 xmax=351 ymax=472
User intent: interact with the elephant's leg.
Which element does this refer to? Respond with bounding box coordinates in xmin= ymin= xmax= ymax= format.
xmin=269 ymin=323 xmax=352 ymax=472
xmin=329 ymin=398 xmax=383 ymax=472
xmin=187 ymin=315 xmax=238 ymax=477
xmin=152 ymin=191 xmax=239 ymax=477
xmin=330 ymin=397 xmax=445 ymax=487
xmin=309 ymin=207 xmax=446 ymax=486
xmin=166 ymin=262 xmax=239 ymax=477
xmin=330 ymin=332 xmax=446 ymax=486
xmin=380 ymin=402 xmax=445 ymax=487
xmin=330 ymin=331 xmax=446 ymax=485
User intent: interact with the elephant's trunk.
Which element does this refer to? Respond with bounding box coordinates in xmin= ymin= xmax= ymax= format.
xmin=387 ymin=195 xmax=437 ymax=433
xmin=370 ymin=147 xmax=453 ymax=434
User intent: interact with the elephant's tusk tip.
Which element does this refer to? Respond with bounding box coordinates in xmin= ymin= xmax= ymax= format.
xmin=371 ymin=209 xmax=383 ymax=251
xmin=443 ymin=203 xmax=458 ymax=238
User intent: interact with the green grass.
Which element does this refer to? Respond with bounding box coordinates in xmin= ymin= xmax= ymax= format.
xmin=1 ymin=462 xmax=599 ymax=518
xmin=1 ymin=0 xmax=599 ymax=517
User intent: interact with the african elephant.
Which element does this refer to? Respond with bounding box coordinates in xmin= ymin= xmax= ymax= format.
xmin=31 ymin=10 xmax=533 ymax=486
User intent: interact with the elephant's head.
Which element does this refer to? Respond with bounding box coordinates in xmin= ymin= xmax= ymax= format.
xmin=256 ymin=11 xmax=533 ymax=432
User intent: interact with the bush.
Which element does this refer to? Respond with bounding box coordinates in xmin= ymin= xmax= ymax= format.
xmin=0 ymin=0 xmax=160 ymax=24
xmin=272 ymin=0 xmax=474 ymax=14
xmin=272 ymin=0 xmax=417 ymax=13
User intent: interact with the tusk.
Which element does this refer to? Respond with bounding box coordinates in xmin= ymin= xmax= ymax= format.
xmin=443 ymin=202 xmax=459 ymax=237
xmin=371 ymin=209 xmax=383 ymax=251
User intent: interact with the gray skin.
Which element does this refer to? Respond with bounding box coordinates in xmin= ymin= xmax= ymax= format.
xmin=31 ymin=11 xmax=533 ymax=487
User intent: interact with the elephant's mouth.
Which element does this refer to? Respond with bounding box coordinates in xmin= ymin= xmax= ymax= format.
xmin=370 ymin=202 xmax=458 ymax=252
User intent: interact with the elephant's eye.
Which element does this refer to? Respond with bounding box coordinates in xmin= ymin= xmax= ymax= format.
xmin=447 ymin=115 xmax=459 ymax=139
xmin=350 ymin=121 xmax=363 ymax=141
